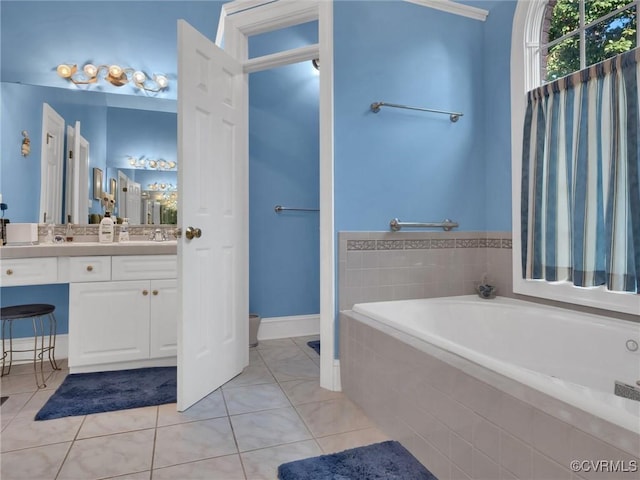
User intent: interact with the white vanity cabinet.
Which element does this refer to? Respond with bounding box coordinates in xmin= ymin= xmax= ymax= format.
xmin=69 ymin=254 xmax=177 ymax=373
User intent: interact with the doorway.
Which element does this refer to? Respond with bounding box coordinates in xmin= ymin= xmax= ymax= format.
xmin=220 ymin=0 xmax=337 ymax=391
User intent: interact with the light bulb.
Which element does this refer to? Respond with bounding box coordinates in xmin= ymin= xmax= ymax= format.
xmin=154 ymin=74 xmax=168 ymax=88
xmin=56 ymin=64 xmax=75 ymax=78
xmin=108 ymin=65 xmax=123 ymax=77
xmin=132 ymin=71 xmax=146 ymax=85
xmin=83 ymin=64 xmax=98 ymax=78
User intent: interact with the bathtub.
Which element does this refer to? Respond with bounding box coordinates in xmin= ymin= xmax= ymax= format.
xmin=340 ymin=295 xmax=640 ymax=479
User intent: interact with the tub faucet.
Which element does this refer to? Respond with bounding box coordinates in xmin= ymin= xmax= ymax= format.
xmin=477 ymin=284 xmax=496 ymax=299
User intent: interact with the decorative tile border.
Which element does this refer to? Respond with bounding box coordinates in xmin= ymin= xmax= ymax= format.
xmin=376 ymin=240 xmax=404 ymax=250
xmin=346 ymin=240 xmax=376 ymax=251
xmin=346 ymin=235 xmax=512 ymax=251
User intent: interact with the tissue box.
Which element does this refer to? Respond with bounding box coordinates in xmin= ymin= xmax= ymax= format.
xmin=6 ymin=223 xmax=39 ymax=245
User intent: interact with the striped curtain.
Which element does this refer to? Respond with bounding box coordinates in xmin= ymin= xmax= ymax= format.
xmin=521 ymin=48 xmax=639 ymax=294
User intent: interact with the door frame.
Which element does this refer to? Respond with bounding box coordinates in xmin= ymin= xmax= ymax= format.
xmin=218 ymin=0 xmax=338 ymax=390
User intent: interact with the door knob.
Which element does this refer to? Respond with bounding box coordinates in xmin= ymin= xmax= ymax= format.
xmin=185 ymin=226 xmax=202 ymax=240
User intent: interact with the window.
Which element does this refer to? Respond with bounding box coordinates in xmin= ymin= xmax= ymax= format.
xmin=511 ymin=0 xmax=640 ymax=315
xmin=541 ymin=0 xmax=638 ymax=82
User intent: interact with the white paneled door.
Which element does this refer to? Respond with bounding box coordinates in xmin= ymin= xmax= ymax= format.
xmin=177 ymin=20 xmax=248 ymax=411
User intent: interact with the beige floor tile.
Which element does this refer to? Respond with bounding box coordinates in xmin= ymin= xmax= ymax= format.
xmin=249 ymin=348 xmax=264 ymax=365
xmin=223 ymin=363 xmax=276 ymax=388
xmin=3 ymin=357 xmax=66 ymax=376
xmin=255 ymin=338 xmax=297 ymax=350
xmin=102 ymin=472 xmax=150 ymax=480
xmin=316 ymin=427 xmax=390 ymax=454
xmin=280 ymin=379 xmax=343 ymax=406
xmin=223 ymin=383 xmax=290 ymax=415
xmin=42 ymin=367 xmax=69 ymax=391
xmin=291 ymin=335 xmax=320 ymax=348
xmin=57 ymin=429 xmax=155 ymax=480
xmin=295 ymin=397 xmax=373 ymax=438
xmin=240 ymin=440 xmax=322 ymax=480
xmin=153 ymin=417 xmax=238 ymax=469
xmin=78 ymin=406 xmax=158 ymax=439
xmin=1 ymin=372 xmax=42 ymax=395
xmin=13 ymin=389 xmax=55 ymax=420
xmin=231 ymin=406 xmax=312 ymax=452
xmin=157 ymin=389 xmax=226 ymax=427
xmin=258 ymin=346 xmax=311 ymax=365
xmin=0 ymin=391 xmax=33 ymax=429
xmin=268 ymin=356 xmax=320 ymax=382
xmin=1 ymin=414 xmax=84 ymax=452
xmin=152 ymin=454 xmax=246 ymax=480
xmin=0 ymin=441 xmax=70 ymax=480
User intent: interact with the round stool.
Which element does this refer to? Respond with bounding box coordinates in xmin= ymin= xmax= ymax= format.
xmin=1 ymin=304 xmax=60 ymax=388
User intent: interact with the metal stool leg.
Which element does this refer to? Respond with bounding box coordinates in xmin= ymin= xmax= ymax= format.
xmin=32 ymin=315 xmax=46 ymax=389
xmin=46 ymin=313 xmax=59 ymax=371
xmin=1 ymin=319 xmax=8 ymax=376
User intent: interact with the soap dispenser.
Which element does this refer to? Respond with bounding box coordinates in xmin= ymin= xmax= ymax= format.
xmin=65 ymin=215 xmax=74 ymax=242
xmin=99 ymin=211 xmax=115 ymax=243
xmin=118 ymin=218 xmax=130 ymax=242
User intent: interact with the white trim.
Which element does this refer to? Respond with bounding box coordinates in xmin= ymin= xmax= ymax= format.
xmin=243 ymin=44 xmax=319 ymax=74
xmin=70 ymin=357 xmax=176 ymax=374
xmin=332 ymin=359 xmax=341 ymax=390
xmin=404 ymin=0 xmax=488 ymax=21
xmin=510 ymin=0 xmax=640 ymax=316
xmin=216 ymin=0 xmax=277 ymax=47
xmin=219 ymin=0 xmax=337 ymax=390
xmin=256 ymin=314 xmax=320 ymax=340
xmin=4 ymin=334 xmax=69 ymax=363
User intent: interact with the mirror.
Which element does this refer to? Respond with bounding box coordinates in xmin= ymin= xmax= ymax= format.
xmin=0 ymin=81 xmax=177 ymax=225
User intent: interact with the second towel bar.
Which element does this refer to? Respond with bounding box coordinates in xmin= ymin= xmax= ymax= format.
xmin=274 ymin=205 xmax=319 ymax=213
xmin=390 ymin=218 xmax=458 ymax=232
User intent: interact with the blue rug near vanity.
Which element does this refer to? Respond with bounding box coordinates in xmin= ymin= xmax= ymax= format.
xmin=35 ymin=366 xmax=176 ymax=420
xmin=278 ymin=440 xmax=437 ymax=480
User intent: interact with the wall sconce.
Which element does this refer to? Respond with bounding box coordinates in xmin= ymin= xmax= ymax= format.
xmin=128 ymin=156 xmax=176 ymax=170
xmin=56 ymin=63 xmax=169 ymax=93
xmin=21 ymin=130 xmax=30 ymax=157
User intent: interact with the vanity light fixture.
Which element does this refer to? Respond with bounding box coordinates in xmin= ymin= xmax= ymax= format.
xmin=127 ymin=156 xmax=176 ymax=171
xmin=56 ymin=63 xmax=169 ymax=93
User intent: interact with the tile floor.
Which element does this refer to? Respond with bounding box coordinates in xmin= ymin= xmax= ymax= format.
xmin=0 ymin=335 xmax=389 ymax=480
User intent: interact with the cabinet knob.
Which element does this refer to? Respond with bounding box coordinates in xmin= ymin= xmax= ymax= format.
xmin=142 ymin=290 xmax=149 ymax=296
xmin=152 ymin=290 xmax=159 ymax=296
xmin=6 ymin=269 xmax=13 ymax=275
xmin=86 ymin=265 xmax=94 ymax=272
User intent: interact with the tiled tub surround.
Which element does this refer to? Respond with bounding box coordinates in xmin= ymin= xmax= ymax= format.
xmin=338 ymin=231 xmax=513 ymax=311
xmin=340 ymin=307 xmax=640 ymax=480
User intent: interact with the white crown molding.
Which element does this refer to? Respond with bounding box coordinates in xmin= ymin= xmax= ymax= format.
xmin=404 ymin=0 xmax=489 ymax=21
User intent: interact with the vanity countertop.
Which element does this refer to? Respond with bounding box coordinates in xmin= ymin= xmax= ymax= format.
xmin=0 ymin=241 xmax=178 ymax=259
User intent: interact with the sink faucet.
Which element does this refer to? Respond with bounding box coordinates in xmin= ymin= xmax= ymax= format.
xmin=149 ymin=228 xmax=167 ymax=242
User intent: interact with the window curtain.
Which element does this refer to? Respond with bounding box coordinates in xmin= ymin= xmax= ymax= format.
xmin=521 ymin=48 xmax=639 ymax=293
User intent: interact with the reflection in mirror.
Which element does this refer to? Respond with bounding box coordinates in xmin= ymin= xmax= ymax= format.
xmin=0 ymin=82 xmax=177 ymax=225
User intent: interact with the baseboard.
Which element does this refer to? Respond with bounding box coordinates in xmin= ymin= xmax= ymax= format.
xmin=3 ymin=334 xmax=69 ymax=363
xmin=257 ymin=314 xmax=320 ymax=340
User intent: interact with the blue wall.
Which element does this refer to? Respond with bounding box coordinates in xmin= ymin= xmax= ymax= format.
xmin=0 ymin=1 xmax=223 ymax=99
xmin=334 ymin=0 xmax=514 ymax=233
xmin=481 ymin=0 xmax=516 ymax=231
xmin=249 ymin=63 xmax=320 ymax=318
xmin=249 ymin=22 xmax=320 ymax=318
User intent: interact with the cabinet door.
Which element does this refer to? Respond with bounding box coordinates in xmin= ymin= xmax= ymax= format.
xmin=69 ymin=280 xmax=151 ymax=367
xmin=149 ymin=279 xmax=177 ymax=358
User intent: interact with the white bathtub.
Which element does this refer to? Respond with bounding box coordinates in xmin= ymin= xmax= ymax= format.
xmin=352 ymin=295 xmax=640 ymax=434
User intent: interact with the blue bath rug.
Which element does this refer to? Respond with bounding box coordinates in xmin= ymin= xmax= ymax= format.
xmin=306 ymin=340 xmax=320 ymax=355
xmin=35 ymin=366 xmax=176 ymax=421
xmin=277 ymin=440 xmax=437 ymax=480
